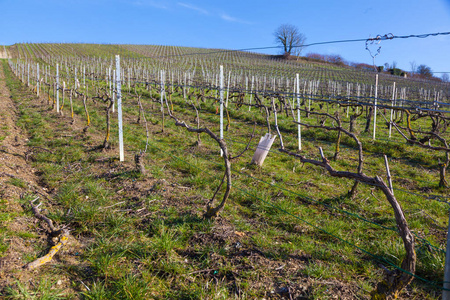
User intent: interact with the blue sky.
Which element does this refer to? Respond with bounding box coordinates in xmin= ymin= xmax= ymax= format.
xmin=1 ymin=0 xmax=450 ymax=76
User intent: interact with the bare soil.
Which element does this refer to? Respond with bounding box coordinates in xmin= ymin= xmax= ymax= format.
xmin=0 ymin=63 xmax=81 ymax=296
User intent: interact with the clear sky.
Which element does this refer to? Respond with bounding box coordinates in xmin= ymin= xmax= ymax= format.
xmin=1 ymin=0 xmax=450 ymax=76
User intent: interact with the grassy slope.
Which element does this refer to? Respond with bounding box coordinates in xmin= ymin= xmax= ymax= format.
xmin=1 ymin=54 xmax=448 ymax=299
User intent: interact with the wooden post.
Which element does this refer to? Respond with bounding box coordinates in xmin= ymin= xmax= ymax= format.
xmin=384 ymin=155 xmax=394 ymax=195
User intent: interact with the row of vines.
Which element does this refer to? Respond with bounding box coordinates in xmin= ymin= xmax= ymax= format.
xmin=5 ymin=43 xmax=450 ymax=298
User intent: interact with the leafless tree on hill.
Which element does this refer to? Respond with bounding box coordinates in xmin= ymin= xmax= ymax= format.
xmin=274 ymin=24 xmax=306 ymax=58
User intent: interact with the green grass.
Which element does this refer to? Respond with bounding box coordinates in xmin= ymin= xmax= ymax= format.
xmin=6 ymin=177 xmax=27 ymax=189
xmin=2 ymin=54 xmax=449 ymax=299
xmin=4 ymin=279 xmax=68 ymax=300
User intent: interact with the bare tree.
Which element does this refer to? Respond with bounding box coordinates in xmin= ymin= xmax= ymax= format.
xmin=391 ymin=61 xmax=397 ymax=69
xmin=274 ymin=24 xmax=306 ymax=57
xmin=410 ymin=61 xmax=417 ymax=76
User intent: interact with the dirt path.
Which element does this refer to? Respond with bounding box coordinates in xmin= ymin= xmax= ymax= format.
xmin=0 ymin=62 xmax=39 ymax=200
xmin=0 ymin=48 xmax=10 ymax=59
xmin=0 ymin=61 xmax=56 ymax=291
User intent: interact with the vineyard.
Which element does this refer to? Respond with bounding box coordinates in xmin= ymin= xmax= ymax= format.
xmin=1 ymin=43 xmax=450 ymax=299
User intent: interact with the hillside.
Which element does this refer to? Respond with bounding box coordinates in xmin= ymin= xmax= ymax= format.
xmin=6 ymin=43 xmax=449 ymax=89
xmin=1 ymin=43 xmax=450 ymax=299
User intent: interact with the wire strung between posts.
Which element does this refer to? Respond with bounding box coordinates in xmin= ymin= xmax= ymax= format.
xmin=130 ymin=31 xmax=450 ymax=59
xmin=177 ymin=101 xmax=450 ymax=207
xmin=20 ymin=64 xmax=450 ymax=204
xmin=119 ymin=89 xmax=450 ymax=212
xmin=11 ymin=62 xmax=448 ymax=291
xmin=14 ymin=57 xmax=450 ymax=113
xmin=16 ymin=32 xmax=450 ymax=75
xmin=16 ymin=57 xmax=450 ymax=204
xmin=39 ymin=73 xmax=450 ymax=115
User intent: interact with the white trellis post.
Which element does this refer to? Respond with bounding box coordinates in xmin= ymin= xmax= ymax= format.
xmin=74 ymin=67 xmax=78 ymax=91
xmin=346 ymin=82 xmax=350 ymax=118
xmin=356 ymin=84 xmax=360 ymax=114
xmin=249 ymin=75 xmax=254 ymax=112
xmin=37 ymin=63 xmax=40 ymax=97
xmin=373 ymin=74 xmax=378 ymax=140
xmin=112 ymin=71 xmax=116 ymax=113
xmin=128 ymin=67 xmax=130 ymax=90
xmin=245 ymin=76 xmax=248 ymax=107
xmin=219 ymin=65 xmax=224 ymax=156
xmin=62 ymin=81 xmax=65 ymax=111
xmin=116 ymin=55 xmax=124 ymax=162
xmin=296 ymin=74 xmax=301 ymax=150
xmin=444 ymin=209 xmax=450 ymax=300
xmin=160 ymin=70 xmax=165 ymax=113
xmin=389 ymin=82 xmax=396 ymax=138
xmin=183 ymin=72 xmax=186 ymax=101
xmin=226 ymin=71 xmax=231 ymax=108
xmin=308 ymin=80 xmax=312 ymax=114
xmin=273 ymin=94 xmax=283 ymax=148
xmin=108 ymin=67 xmax=112 ymax=97
xmin=171 ymin=71 xmax=174 ymax=94
xmin=56 ymin=64 xmax=60 ymax=113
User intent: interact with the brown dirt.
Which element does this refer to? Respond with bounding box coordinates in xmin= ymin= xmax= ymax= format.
xmin=175 ymin=216 xmax=365 ymax=299
xmin=0 ymin=49 xmax=10 ymax=59
xmin=0 ymin=63 xmax=81 ymax=296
